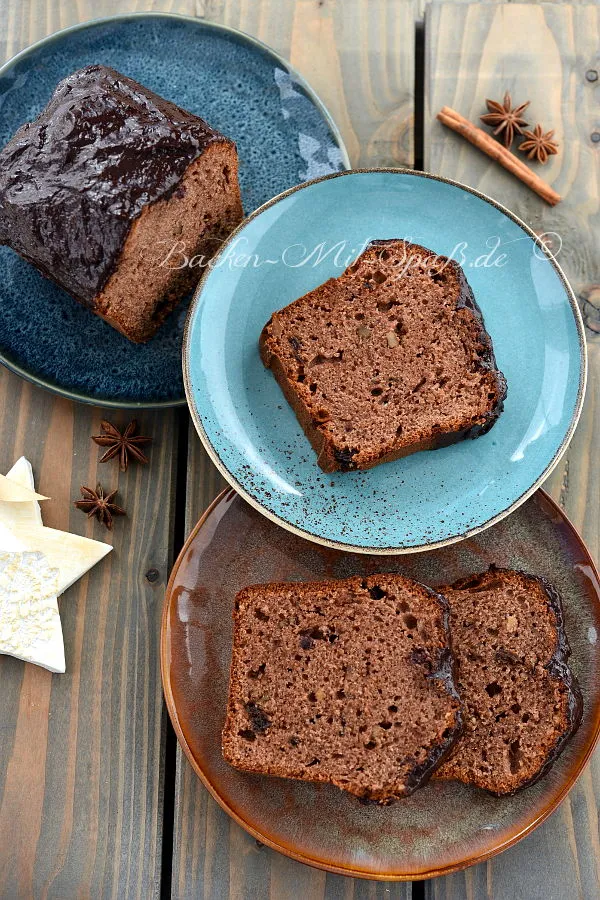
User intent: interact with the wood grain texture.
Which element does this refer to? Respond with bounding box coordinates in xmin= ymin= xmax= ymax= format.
xmin=173 ymin=453 xmax=415 ymax=897
xmin=414 ymin=0 xmax=595 ymax=19
xmin=0 ymin=372 xmax=177 ymax=897
xmin=424 ymin=3 xmax=600 ymax=898
xmin=173 ymin=1 xmax=414 ymax=895
xmin=194 ymin=0 xmax=416 ymax=167
xmin=4 ymin=0 xmax=598 ymax=896
xmin=1 ymin=0 xmax=408 ymax=895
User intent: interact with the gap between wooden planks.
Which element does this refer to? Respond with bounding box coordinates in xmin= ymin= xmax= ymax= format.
xmin=425 ymin=3 xmax=599 ymax=898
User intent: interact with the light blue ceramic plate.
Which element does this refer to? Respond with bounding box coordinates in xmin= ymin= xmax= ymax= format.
xmin=0 ymin=13 xmax=348 ymax=407
xmin=184 ymin=169 xmax=586 ymax=553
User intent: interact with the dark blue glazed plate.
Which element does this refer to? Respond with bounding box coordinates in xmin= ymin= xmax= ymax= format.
xmin=0 ymin=13 xmax=348 ymax=407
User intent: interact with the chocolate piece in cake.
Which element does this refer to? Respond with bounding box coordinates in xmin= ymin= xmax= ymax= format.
xmin=222 ymin=573 xmax=462 ymax=803
xmin=260 ymin=240 xmax=507 ymax=472
xmin=435 ymin=567 xmax=582 ymax=795
xmin=0 ymin=65 xmax=243 ymax=342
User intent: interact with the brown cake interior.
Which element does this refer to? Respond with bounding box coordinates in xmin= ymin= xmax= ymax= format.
xmin=260 ymin=240 xmax=506 ymax=472
xmin=222 ymin=574 xmax=462 ymax=803
xmin=435 ymin=568 xmax=582 ymax=795
xmin=95 ymin=143 xmax=242 ymax=342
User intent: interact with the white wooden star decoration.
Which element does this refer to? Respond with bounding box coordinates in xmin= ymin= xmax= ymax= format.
xmin=0 ymin=458 xmax=111 ymax=673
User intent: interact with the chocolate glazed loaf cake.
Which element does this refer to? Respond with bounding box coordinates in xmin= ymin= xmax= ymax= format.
xmin=222 ymin=574 xmax=463 ymax=803
xmin=0 ymin=65 xmax=243 ymax=342
xmin=260 ymin=240 xmax=507 ymax=472
xmin=435 ymin=567 xmax=582 ymax=795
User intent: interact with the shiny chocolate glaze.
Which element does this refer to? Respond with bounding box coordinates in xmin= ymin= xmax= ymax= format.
xmin=0 ymin=65 xmax=232 ymax=302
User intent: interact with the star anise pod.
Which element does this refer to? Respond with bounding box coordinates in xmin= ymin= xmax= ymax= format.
xmin=480 ymin=91 xmax=530 ymax=147
xmin=92 ymin=419 xmax=151 ymax=472
xmin=518 ymin=124 xmax=559 ymax=164
xmin=74 ymin=484 xmax=126 ymax=530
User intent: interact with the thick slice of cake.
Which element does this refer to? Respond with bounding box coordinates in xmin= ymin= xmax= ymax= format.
xmin=0 ymin=65 xmax=243 ymax=342
xmin=435 ymin=567 xmax=582 ymax=795
xmin=222 ymin=573 xmax=462 ymax=803
xmin=260 ymin=239 xmax=507 ymax=472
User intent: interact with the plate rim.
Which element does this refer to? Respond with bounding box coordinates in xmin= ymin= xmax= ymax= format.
xmin=161 ymin=485 xmax=600 ymax=881
xmin=0 ymin=10 xmax=350 ymax=409
xmin=183 ymin=166 xmax=588 ymax=553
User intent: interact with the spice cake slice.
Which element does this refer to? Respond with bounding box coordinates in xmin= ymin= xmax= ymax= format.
xmin=260 ymin=239 xmax=507 ymax=472
xmin=435 ymin=567 xmax=582 ymax=795
xmin=0 ymin=65 xmax=243 ymax=343
xmin=222 ymin=573 xmax=462 ymax=803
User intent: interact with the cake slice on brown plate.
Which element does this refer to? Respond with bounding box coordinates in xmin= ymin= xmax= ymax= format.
xmin=260 ymin=239 xmax=507 ymax=472
xmin=435 ymin=567 xmax=582 ymax=795
xmin=222 ymin=573 xmax=463 ymax=803
xmin=0 ymin=65 xmax=243 ymax=342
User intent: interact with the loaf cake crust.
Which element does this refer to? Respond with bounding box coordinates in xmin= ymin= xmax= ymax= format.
xmin=435 ymin=567 xmax=582 ymax=795
xmin=222 ymin=573 xmax=462 ymax=803
xmin=260 ymin=239 xmax=507 ymax=472
xmin=0 ymin=65 xmax=243 ymax=342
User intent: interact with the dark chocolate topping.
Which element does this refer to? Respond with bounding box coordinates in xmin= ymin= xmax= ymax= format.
xmin=0 ymin=65 xmax=232 ymax=301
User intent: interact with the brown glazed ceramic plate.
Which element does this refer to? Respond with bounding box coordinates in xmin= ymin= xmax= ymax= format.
xmin=161 ymin=488 xmax=600 ymax=880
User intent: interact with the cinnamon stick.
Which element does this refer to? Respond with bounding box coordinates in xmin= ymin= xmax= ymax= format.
xmin=437 ymin=106 xmax=561 ymax=207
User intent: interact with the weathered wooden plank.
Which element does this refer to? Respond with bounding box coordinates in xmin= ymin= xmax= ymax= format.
xmin=174 ymin=0 xmax=415 ymax=895
xmin=0 ymin=1 xmax=194 ymax=893
xmin=424 ymin=3 xmax=600 ymax=898
xmin=414 ymin=0 xmax=594 ymax=19
xmin=198 ymin=0 xmax=417 ymax=167
xmin=288 ymin=0 xmax=415 ymax=166
xmin=0 ymin=371 xmax=177 ymax=897
xmin=177 ymin=431 xmax=414 ymax=900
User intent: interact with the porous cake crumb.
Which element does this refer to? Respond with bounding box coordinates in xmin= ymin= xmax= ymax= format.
xmin=222 ymin=573 xmax=462 ymax=803
xmin=260 ymin=240 xmax=507 ymax=472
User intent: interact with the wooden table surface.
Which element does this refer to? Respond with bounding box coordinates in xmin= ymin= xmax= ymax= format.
xmin=0 ymin=1 xmax=598 ymax=898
